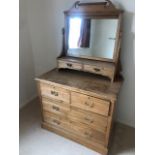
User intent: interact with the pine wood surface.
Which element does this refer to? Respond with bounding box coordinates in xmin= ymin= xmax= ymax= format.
xmin=36 ymin=68 xmax=122 ymax=155
xmin=36 ymin=68 xmax=122 ymax=100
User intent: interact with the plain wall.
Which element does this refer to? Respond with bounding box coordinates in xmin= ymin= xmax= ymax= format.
xmin=20 ymin=0 xmax=135 ymax=127
xmin=113 ymin=0 xmax=135 ymax=127
xmin=19 ymin=0 xmax=37 ymax=108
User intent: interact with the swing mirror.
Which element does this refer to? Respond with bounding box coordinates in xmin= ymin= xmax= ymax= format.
xmin=67 ymin=17 xmax=119 ymax=59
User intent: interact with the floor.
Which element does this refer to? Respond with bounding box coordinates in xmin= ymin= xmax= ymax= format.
xmin=19 ymin=98 xmax=135 ymax=155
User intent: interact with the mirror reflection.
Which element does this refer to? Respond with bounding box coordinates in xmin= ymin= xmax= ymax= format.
xmin=68 ymin=18 xmax=118 ymax=59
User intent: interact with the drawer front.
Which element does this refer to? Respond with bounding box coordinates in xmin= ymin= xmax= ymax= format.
xmin=84 ymin=64 xmax=113 ymax=77
xmin=42 ymin=122 xmax=108 ymax=154
xmin=40 ymin=83 xmax=70 ymax=103
xmin=42 ymin=98 xmax=70 ymax=116
xmin=69 ymin=108 xmax=108 ymax=133
xmin=43 ymin=111 xmax=70 ymax=129
xmin=69 ymin=121 xmax=106 ymax=146
xmin=71 ymin=92 xmax=110 ymax=116
xmin=43 ymin=110 xmax=106 ymax=146
xmin=58 ymin=60 xmax=82 ymax=70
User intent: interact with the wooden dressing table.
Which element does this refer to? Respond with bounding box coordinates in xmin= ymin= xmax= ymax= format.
xmin=36 ymin=1 xmax=123 ymax=154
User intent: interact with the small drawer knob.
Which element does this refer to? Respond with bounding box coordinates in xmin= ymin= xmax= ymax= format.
xmin=52 ymin=105 xmax=60 ymax=111
xmin=67 ymin=63 xmax=72 ymax=67
xmin=84 ymin=117 xmax=94 ymax=123
xmin=94 ymin=68 xmax=100 ymax=72
xmin=84 ymin=131 xmax=92 ymax=138
xmin=53 ymin=119 xmax=60 ymax=125
xmin=51 ymin=91 xmax=59 ymax=96
xmin=85 ymin=102 xmax=94 ymax=108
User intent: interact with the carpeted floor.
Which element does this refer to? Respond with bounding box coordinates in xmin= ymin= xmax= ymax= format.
xmin=19 ymin=98 xmax=135 ymax=155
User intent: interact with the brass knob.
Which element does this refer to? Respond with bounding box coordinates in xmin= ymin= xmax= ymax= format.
xmin=67 ymin=63 xmax=72 ymax=67
xmin=52 ymin=106 xmax=60 ymax=111
xmin=84 ymin=131 xmax=92 ymax=138
xmin=94 ymin=68 xmax=100 ymax=72
xmin=51 ymin=91 xmax=59 ymax=96
xmin=84 ymin=117 xmax=94 ymax=123
xmin=53 ymin=119 xmax=60 ymax=125
xmin=54 ymin=92 xmax=58 ymax=96
xmin=85 ymin=102 xmax=94 ymax=108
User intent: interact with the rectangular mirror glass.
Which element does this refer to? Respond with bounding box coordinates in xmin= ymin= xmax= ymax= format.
xmin=67 ymin=17 xmax=118 ymax=59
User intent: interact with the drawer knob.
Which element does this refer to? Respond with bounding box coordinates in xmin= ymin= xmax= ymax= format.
xmin=51 ymin=91 xmax=59 ymax=96
xmin=52 ymin=105 xmax=60 ymax=111
xmin=67 ymin=63 xmax=72 ymax=67
xmin=84 ymin=117 xmax=94 ymax=123
xmin=94 ymin=68 xmax=100 ymax=72
xmin=53 ymin=119 xmax=60 ymax=125
xmin=84 ymin=131 xmax=92 ymax=138
xmin=85 ymin=102 xmax=94 ymax=108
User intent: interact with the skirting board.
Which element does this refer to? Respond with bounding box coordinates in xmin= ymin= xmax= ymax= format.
xmin=19 ymin=94 xmax=37 ymax=109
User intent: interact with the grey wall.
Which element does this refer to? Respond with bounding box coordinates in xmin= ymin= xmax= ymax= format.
xmin=19 ymin=0 xmax=135 ymax=127
xmin=113 ymin=0 xmax=135 ymax=127
xmin=19 ymin=0 xmax=36 ymax=108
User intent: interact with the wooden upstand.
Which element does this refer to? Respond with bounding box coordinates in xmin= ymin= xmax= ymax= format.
xmin=36 ymin=68 xmax=122 ymax=155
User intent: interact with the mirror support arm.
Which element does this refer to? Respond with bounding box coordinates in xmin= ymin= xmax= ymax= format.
xmin=58 ymin=28 xmax=66 ymax=58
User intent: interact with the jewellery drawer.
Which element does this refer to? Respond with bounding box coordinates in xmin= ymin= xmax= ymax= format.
xmin=69 ymin=121 xmax=106 ymax=146
xmin=43 ymin=111 xmax=70 ymax=129
xmin=58 ymin=60 xmax=82 ymax=70
xmin=42 ymin=97 xmax=70 ymax=116
xmin=83 ymin=64 xmax=113 ymax=77
xmin=68 ymin=107 xmax=108 ymax=133
xmin=40 ymin=83 xmax=70 ymax=103
xmin=71 ymin=92 xmax=110 ymax=116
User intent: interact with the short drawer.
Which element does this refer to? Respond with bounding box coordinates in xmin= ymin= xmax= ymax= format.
xmin=42 ymin=97 xmax=70 ymax=116
xmin=69 ymin=121 xmax=106 ymax=146
xmin=58 ymin=60 xmax=82 ymax=70
xmin=43 ymin=111 xmax=70 ymax=129
xmin=40 ymin=83 xmax=70 ymax=103
xmin=83 ymin=64 xmax=112 ymax=77
xmin=69 ymin=107 xmax=108 ymax=133
xmin=71 ymin=92 xmax=110 ymax=116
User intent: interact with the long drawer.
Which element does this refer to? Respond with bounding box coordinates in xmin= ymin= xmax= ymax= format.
xmin=69 ymin=120 xmax=106 ymax=146
xmin=40 ymin=83 xmax=70 ymax=103
xmin=68 ymin=107 xmax=108 ymax=133
xmin=42 ymin=97 xmax=70 ymax=117
xmin=42 ymin=122 xmax=108 ymax=155
xmin=43 ymin=111 xmax=106 ymax=146
xmin=71 ymin=92 xmax=110 ymax=116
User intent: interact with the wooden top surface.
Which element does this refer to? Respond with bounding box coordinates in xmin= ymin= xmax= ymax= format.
xmin=36 ymin=68 xmax=123 ymax=100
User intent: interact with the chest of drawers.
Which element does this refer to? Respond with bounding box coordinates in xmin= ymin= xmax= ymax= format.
xmin=36 ymin=69 xmax=122 ymax=155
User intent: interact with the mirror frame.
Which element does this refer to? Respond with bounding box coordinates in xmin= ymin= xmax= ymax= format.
xmin=59 ymin=1 xmax=123 ymax=64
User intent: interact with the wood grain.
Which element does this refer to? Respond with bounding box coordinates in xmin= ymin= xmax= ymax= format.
xmin=42 ymin=97 xmax=70 ymax=117
xmin=57 ymin=56 xmax=115 ymax=81
xmin=71 ymin=92 xmax=110 ymax=116
xmin=58 ymin=60 xmax=82 ymax=70
xmin=83 ymin=64 xmax=113 ymax=78
xmin=42 ymin=122 xmax=108 ymax=155
xmin=57 ymin=1 xmax=123 ymax=82
xmin=40 ymin=82 xmax=70 ymax=103
xmin=36 ymin=68 xmax=122 ymax=154
xmin=36 ymin=1 xmax=123 ymax=154
xmin=68 ymin=107 xmax=108 ymax=133
xmin=43 ymin=111 xmax=70 ymax=129
xmin=36 ymin=68 xmax=122 ymax=101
